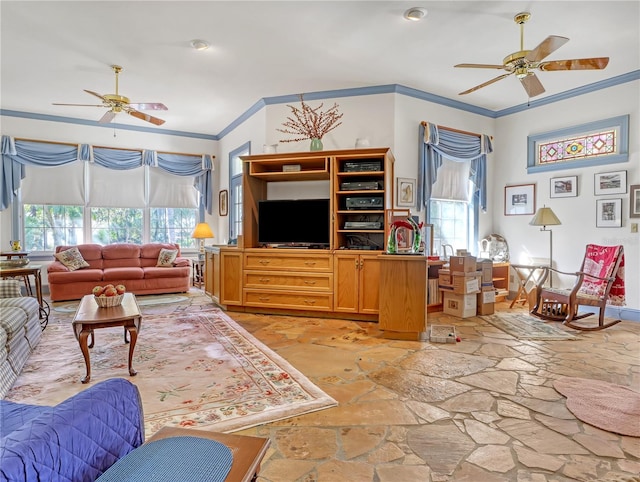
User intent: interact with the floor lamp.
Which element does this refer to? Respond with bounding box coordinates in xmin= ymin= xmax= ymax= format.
xmin=529 ymin=206 xmax=561 ymax=287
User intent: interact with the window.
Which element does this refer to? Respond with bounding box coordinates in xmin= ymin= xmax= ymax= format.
xmin=429 ymin=199 xmax=475 ymax=256
xmin=90 ymin=208 xmax=143 ymax=244
xmin=229 ymin=142 xmax=250 ymax=243
xmin=150 ymin=207 xmax=198 ymax=248
xmin=23 ymin=204 xmax=84 ymax=251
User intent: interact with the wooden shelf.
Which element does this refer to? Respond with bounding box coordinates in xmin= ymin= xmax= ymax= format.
xmin=248 ymin=157 xmax=329 ymax=181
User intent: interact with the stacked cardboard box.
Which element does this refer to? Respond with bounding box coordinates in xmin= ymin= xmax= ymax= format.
xmin=440 ymin=256 xmax=480 ymax=318
xmin=476 ymin=258 xmax=495 ymax=315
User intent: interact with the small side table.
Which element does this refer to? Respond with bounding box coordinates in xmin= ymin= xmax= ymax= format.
xmin=0 ymin=263 xmax=50 ymax=329
xmin=0 ymin=251 xmax=29 ymax=260
xmin=510 ymin=264 xmax=548 ymax=309
xmin=193 ymin=254 xmax=205 ymax=289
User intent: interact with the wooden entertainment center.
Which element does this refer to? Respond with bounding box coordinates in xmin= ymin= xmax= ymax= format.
xmin=205 ymin=148 xmax=395 ymax=321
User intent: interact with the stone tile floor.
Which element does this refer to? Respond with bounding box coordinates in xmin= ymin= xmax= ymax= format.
xmin=225 ymin=302 xmax=640 ymax=482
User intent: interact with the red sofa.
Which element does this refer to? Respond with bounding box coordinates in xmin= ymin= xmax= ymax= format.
xmin=47 ymin=243 xmax=191 ymax=302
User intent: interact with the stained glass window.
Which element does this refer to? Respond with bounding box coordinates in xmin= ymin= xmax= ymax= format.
xmin=527 ymin=115 xmax=629 ymax=174
xmin=538 ymin=129 xmax=616 ymax=164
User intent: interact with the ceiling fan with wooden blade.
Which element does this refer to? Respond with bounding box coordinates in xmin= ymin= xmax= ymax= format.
xmin=455 ymin=12 xmax=609 ymax=98
xmin=53 ymin=65 xmax=167 ymax=125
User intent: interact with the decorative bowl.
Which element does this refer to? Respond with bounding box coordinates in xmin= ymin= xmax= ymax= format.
xmin=0 ymin=259 xmax=30 ymax=268
xmin=94 ymin=294 xmax=124 ymax=308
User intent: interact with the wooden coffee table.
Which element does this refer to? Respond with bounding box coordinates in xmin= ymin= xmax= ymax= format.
xmin=72 ymin=293 xmax=142 ymax=384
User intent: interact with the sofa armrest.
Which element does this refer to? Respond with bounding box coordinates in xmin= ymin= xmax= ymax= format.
xmin=174 ymin=256 xmax=191 ymax=268
xmin=0 ymin=378 xmax=145 ymax=481
xmin=47 ymin=260 xmax=71 ymax=273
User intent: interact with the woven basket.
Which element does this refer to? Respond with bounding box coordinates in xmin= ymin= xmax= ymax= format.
xmin=94 ymin=294 xmax=124 ymax=308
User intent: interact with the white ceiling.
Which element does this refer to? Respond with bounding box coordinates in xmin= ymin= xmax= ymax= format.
xmin=2 ymin=1 xmax=638 ymax=136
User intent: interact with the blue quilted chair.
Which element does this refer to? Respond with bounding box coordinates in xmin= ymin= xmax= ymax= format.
xmin=0 ymin=378 xmax=145 ymax=481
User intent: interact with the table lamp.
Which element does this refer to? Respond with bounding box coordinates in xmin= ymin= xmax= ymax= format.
xmin=191 ymin=222 xmax=214 ymax=253
xmin=529 ymin=206 xmax=561 ymax=287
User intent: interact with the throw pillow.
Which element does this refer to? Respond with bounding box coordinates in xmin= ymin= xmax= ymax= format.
xmin=0 ymin=279 xmax=22 ymax=298
xmin=54 ymin=247 xmax=90 ymax=271
xmin=156 ymin=248 xmax=178 ymax=267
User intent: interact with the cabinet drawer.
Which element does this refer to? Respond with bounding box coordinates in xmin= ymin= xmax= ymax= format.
xmin=244 ymin=252 xmax=332 ymax=272
xmin=244 ymin=270 xmax=333 ymax=291
xmin=244 ymin=289 xmax=332 ymax=311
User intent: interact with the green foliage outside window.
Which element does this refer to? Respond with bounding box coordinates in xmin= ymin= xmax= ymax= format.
xmin=91 ymin=208 xmax=143 ymax=244
xmin=23 ymin=204 xmax=84 ymax=251
xmin=150 ymin=208 xmax=197 ymax=249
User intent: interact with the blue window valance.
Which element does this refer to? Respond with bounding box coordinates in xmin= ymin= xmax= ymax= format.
xmin=417 ymin=122 xmax=492 ymax=212
xmin=0 ymin=135 xmax=214 ymax=214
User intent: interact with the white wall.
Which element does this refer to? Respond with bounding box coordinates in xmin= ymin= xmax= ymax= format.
xmin=493 ymin=81 xmax=639 ymax=311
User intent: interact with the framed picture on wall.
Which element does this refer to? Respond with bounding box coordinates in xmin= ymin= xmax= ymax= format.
xmin=595 ymin=198 xmax=622 ymax=228
xmin=219 ymin=189 xmax=229 ymax=217
xmin=550 ymin=176 xmax=578 ymax=198
xmin=594 ymin=170 xmax=627 ymax=195
xmin=630 ymin=185 xmax=640 ymax=218
xmin=504 ymin=183 xmax=536 ymax=216
xmin=396 ymin=178 xmax=416 ymax=207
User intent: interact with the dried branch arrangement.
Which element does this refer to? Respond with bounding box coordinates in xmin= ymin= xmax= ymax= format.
xmin=277 ymin=95 xmax=344 ymax=142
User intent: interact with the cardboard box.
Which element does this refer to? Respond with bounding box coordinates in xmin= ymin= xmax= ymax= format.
xmin=477 ymin=259 xmax=493 ymax=284
xmin=429 ymin=325 xmax=457 ymax=343
xmin=438 ymin=268 xmax=452 ymax=287
xmin=451 ymin=272 xmax=482 ymax=294
xmin=449 ymin=256 xmax=477 ymax=273
xmin=443 ymin=292 xmax=477 ymax=318
xmin=477 ymin=286 xmax=496 ymax=315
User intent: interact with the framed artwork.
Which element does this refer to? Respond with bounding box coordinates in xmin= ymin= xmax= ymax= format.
xmin=594 ymin=170 xmax=627 ymax=195
xmin=504 ymin=183 xmax=536 ymax=216
xmin=550 ymin=176 xmax=578 ymax=198
xmin=630 ymin=185 xmax=640 ymax=218
xmin=218 ymin=189 xmax=228 ymax=217
xmin=396 ymin=178 xmax=415 ymax=207
xmin=596 ymin=198 xmax=622 ymax=228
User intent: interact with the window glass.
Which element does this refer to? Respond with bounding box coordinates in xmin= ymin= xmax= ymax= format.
xmin=429 ymin=200 xmax=470 ymax=256
xmin=23 ymin=204 xmax=84 ymax=251
xmin=150 ymin=207 xmax=198 ymax=248
xmin=229 ymin=142 xmax=250 ymax=243
xmin=90 ymin=208 xmax=143 ymax=244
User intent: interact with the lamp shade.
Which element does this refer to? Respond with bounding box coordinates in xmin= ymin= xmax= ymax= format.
xmin=529 ymin=207 xmax=561 ymax=227
xmin=191 ymin=222 xmax=214 ymax=239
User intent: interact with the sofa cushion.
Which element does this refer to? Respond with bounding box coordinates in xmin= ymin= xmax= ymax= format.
xmin=103 ymin=267 xmax=145 ymax=281
xmin=0 ymin=280 xmax=22 ymax=299
xmin=55 ymin=247 xmax=90 ymax=271
xmin=48 ymin=268 xmax=104 ymax=284
xmin=103 ymin=243 xmax=142 ymax=260
xmin=143 ymin=266 xmax=191 ymax=280
xmin=156 ymin=248 xmax=178 ymax=267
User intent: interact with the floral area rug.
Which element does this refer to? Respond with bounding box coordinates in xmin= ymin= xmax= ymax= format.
xmin=481 ymin=313 xmax=578 ymax=340
xmin=6 ymin=304 xmax=337 ymax=435
xmin=52 ymin=294 xmax=189 ymax=313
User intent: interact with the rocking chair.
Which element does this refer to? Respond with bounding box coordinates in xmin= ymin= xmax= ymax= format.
xmin=530 ymin=244 xmax=625 ymax=331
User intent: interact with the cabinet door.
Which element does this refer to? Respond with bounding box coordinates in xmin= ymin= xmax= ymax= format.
xmin=333 ymin=253 xmax=359 ymax=313
xmin=221 ymin=250 xmax=243 ymax=305
xmin=359 ymin=255 xmax=380 ymax=314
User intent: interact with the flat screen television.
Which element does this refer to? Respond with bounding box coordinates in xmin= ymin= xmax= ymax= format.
xmin=258 ymin=199 xmax=330 ymax=247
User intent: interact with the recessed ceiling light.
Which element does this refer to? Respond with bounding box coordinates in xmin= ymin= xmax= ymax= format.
xmin=403 ymin=7 xmax=427 ymax=21
xmin=190 ymin=39 xmax=210 ymax=51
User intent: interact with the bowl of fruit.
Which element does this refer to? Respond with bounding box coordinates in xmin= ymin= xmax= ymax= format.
xmin=92 ymin=284 xmax=126 ymax=307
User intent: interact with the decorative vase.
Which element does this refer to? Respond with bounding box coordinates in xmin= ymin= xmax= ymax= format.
xmin=310 ymin=138 xmax=323 ymax=151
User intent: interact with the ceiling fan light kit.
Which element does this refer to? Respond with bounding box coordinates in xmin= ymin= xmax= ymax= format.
xmin=190 ymin=39 xmax=210 ymax=51
xmin=455 ymin=11 xmax=609 ymax=98
xmin=403 ymin=7 xmax=427 ymax=21
xmin=53 ymin=65 xmax=167 ymax=126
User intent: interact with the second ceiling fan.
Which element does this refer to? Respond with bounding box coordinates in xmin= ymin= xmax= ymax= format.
xmin=53 ymin=65 xmax=167 ymax=125
xmin=455 ymin=12 xmax=609 ymax=98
